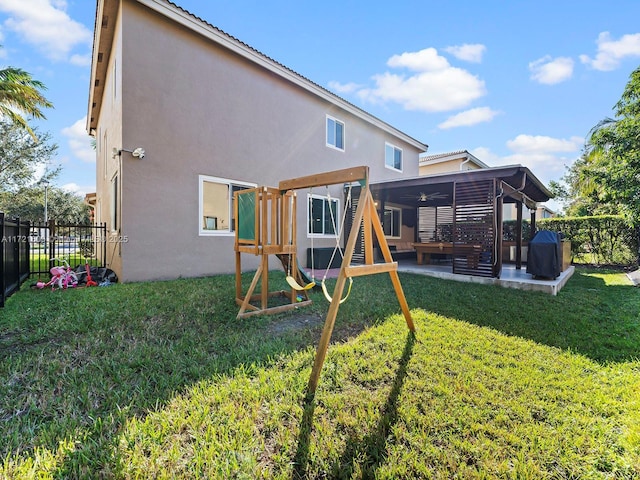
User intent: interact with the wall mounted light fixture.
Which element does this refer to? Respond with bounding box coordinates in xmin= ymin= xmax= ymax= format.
xmin=112 ymin=147 xmax=145 ymax=159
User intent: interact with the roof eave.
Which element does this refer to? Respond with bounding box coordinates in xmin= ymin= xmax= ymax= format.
xmin=87 ymin=0 xmax=119 ymax=133
xmin=372 ymin=164 xmax=553 ymax=203
xmin=87 ymin=0 xmax=428 ymax=151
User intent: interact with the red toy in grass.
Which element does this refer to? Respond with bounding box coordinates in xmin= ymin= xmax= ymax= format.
xmin=84 ymin=263 xmax=98 ymax=287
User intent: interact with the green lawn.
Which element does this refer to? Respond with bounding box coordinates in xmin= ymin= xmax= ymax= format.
xmin=1 ymin=268 xmax=639 ymax=478
xmin=29 ymin=253 xmax=102 ymax=275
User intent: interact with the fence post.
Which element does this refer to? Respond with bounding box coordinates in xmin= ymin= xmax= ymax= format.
xmin=12 ymin=217 xmax=20 ymax=290
xmin=102 ymin=222 xmax=107 ymax=266
xmin=21 ymin=218 xmax=31 ymax=282
xmin=636 ymin=225 xmax=640 ymax=266
xmin=1 ymin=212 xmax=5 ymax=308
xmin=48 ymin=219 xmax=56 ymax=270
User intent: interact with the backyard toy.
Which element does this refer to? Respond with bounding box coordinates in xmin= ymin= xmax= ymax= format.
xmin=32 ymin=257 xmax=78 ymax=290
xmin=318 ymin=185 xmax=353 ymax=304
xmin=234 ymin=186 xmax=313 ymax=318
xmin=84 ymin=263 xmax=98 ymax=287
xmin=284 ymin=191 xmax=316 ymax=292
xmin=234 ymin=166 xmax=415 ymax=393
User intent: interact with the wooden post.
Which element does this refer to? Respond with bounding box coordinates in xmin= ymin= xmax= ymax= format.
xmin=307 ymin=187 xmax=415 ymax=394
xmin=307 ymin=186 xmax=368 ymax=393
xmin=367 ymin=195 xmax=415 ymax=331
xmin=515 ymin=200 xmax=523 ymax=270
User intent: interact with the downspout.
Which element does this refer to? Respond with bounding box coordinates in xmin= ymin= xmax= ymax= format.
xmin=460 ymin=157 xmax=472 ymax=170
xmin=494 ymin=182 xmax=504 ymax=269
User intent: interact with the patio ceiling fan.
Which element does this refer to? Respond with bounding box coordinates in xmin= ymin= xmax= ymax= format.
xmin=402 ymin=191 xmax=449 ymax=202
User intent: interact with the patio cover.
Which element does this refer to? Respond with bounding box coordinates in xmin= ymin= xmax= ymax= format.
xmin=370 ymin=164 xmax=552 ymax=208
xmin=369 ymin=165 xmax=553 ymax=278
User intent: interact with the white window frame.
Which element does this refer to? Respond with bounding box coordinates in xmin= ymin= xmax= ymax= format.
xmin=326 ymin=115 xmax=345 ymax=151
xmin=110 ymin=173 xmax=119 ymax=233
xmin=307 ymin=193 xmax=341 ymax=238
xmin=199 ymin=175 xmax=256 ymax=236
xmin=102 ymin=129 xmax=107 ymax=181
xmin=385 ymin=142 xmax=403 ymax=172
xmin=383 ymin=206 xmax=402 ymax=239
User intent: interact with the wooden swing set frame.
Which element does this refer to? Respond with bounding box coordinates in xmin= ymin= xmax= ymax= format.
xmin=234 ymin=166 xmax=415 ymax=393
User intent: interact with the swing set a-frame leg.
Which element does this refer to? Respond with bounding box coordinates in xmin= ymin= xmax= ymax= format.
xmin=306 ymin=187 xmax=415 ymax=394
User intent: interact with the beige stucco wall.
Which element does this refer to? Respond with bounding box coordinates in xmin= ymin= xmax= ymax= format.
xmin=95 ymin=1 xmax=123 ymax=277
xmin=97 ymin=1 xmax=425 ymax=282
xmin=419 ymin=158 xmax=482 ymax=176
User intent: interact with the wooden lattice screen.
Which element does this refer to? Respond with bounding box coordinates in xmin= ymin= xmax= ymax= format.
xmin=346 ymin=186 xmax=365 ymax=264
xmin=453 ymin=179 xmax=496 ymax=277
xmin=418 ymin=206 xmax=454 ymax=242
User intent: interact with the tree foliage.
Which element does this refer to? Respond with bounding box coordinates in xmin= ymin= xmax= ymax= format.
xmin=0 ymin=120 xmax=89 ymax=223
xmin=552 ymin=153 xmax=624 ymax=217
xmin=0 ymin=64 xmax=53 ymax=141
xmin=581 ymin=66 xmax=640 ymax=225
xmin=0 ymin=186 xmax=90 ymax=224
xmin=0 ymin=120 xmax=59 ymax=192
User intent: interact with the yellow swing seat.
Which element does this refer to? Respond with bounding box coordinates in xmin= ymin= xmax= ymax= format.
xmin=286 ymin=275 xmax=316 ymax=291
xmin=321 ymin=277 xmax=353 ymax=304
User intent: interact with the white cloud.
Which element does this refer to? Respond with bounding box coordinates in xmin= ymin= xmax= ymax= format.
xmin=438 ymin=107 xmax=501 ymax=129
xmin=471 ymin=135 xmax=583 ymax=193
xmin=580 ymin=32 xmax=640 ymax=71
xmin=506 ymin=134 xmax=583 ymax=154
xmin=0 ymin=0 xmax=92 ymax=63
xmin=444 ymin=43 xmax=486 ymax=63
xmin=69 ymin=53 xmax=91 ymax=67
xmin=61 ymin=182 xmax=95 ymax=197
xmin=387 ymin=48 xmax=450 ymax=71
xmin=356 ymin=48 xmax=486 ymax=112
xmin=529 ymin=56 xmax=574 ymax=85
xmin=33 ymin=161 xmax=49 ymax=183
xmin=469 ymin=147 xmax=499 ymax=165
xmin=62 ymin=116 xmax=95 ymax=163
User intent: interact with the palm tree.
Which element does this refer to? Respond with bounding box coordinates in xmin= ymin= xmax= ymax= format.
xmin=0 ymin=66 xmax=53 ymax=141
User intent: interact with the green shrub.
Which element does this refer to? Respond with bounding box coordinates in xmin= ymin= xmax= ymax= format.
xmin=504 ymin=215 xmax=638 ymax=266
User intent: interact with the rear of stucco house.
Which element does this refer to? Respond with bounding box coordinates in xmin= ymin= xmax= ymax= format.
xmin=87 ymin=0 xmax=428 ymax=282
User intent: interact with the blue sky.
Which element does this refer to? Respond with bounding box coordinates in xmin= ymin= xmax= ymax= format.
xmin=1 ymin=1 xmax=640 ymax=212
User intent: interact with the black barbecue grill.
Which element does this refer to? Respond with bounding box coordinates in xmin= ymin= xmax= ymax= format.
xmin=526 ymin=230 xmax=562 ymax=279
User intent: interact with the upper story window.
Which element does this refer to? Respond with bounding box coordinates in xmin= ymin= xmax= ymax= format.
xmin=385 ymin=142 xmax=403 ymax=172
xmin=308 ymin=193 xmax=340 ymax=237
xmin=199 ymin=175 xmax=255 ymax=236
xmin=326 ymin=115 xmax=345 ymax=151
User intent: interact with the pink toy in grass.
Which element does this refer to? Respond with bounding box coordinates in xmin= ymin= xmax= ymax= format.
xmin=33 ymin=258 xmax=78 ymax=290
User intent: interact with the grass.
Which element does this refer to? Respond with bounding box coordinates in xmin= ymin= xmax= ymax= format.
xmin=1 ymin=268 xmax=639 ymax=478
xmin=29 ymin=253 xmax=102 ymax=276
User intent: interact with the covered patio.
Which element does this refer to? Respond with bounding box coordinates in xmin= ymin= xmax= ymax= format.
xmin=396 ymin=258 xmax=575 ymax=296
xmin=368 ymin=165 xmax=560 ymax=281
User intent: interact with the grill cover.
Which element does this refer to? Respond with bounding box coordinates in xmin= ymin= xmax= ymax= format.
xmin=526 ymin=230 xmax=561 ymax=279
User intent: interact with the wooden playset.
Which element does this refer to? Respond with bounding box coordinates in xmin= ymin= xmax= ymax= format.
xmin=234 ymin=166 xmax=415 ymax=393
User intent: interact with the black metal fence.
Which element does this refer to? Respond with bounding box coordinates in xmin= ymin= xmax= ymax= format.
xmin=29 ymin=221 xmax=107 ymax=276
xmin=1 ymin=215 xmax=107 ymax=307
xmin=1 ymin=213 xmax=31 ymax=307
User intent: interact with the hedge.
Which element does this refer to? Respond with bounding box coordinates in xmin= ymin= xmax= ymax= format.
xmin=503 ymin=215 xmax=638 ymax=266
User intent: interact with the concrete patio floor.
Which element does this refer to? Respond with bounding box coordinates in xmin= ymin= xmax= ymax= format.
xmin=317 ymin=259 xmax=575 ymax=295
xmin=396 ymin=259 xmax=575 ymax=295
